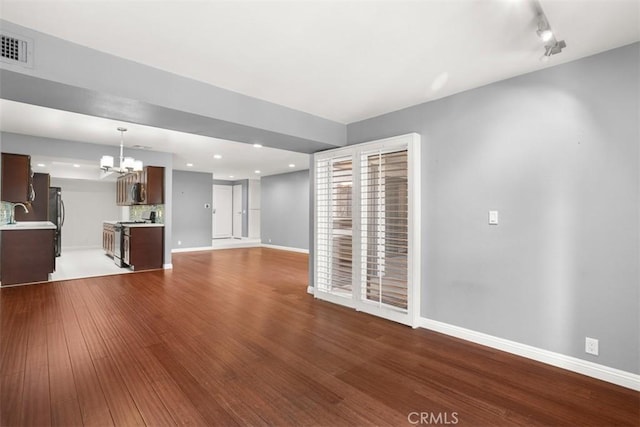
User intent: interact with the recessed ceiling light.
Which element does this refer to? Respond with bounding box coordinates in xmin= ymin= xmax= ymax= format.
xmin=37 ymin=163 xmax=46 ymax=167
xmin=254 ymin=170 xmax=261 ymax=174
xmin=288 ymin=164 xmax=295 ymax=168
xmin=253 ymin=143 xmax=263 ymax=148
xmin=73 ymin=164 xmax=80 ymax=168
xmin=213 ymin=154 xmax=222 ymax=159
xmin=229 ymin=175 xmax=234 ymax=178
xmin=186 ymin=163 xmax=194 ymax=167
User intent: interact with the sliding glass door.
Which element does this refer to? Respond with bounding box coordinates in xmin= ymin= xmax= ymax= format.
xmin=314 ymin=134 xmax=420 ymax=326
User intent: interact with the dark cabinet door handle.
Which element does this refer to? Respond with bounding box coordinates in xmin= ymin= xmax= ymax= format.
xmin=60 ymin=199 xmax=66 ymax=227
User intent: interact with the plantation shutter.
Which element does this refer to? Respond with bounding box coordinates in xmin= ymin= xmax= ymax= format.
xmin=314 ymin=133 xmax=420 ymax=326
xmin=315 ymin=156 xmax=353 ymax=297
xmin=360 ymin=149 xmax=409 ymax=311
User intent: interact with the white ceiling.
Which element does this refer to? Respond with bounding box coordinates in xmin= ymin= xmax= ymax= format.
xmin=0 ymin=99 xmax=310 ymax=180
xmin=0 ymin=1 xmax=638 ymax=181
xmin=1 ymin=0 xmax=638 ymax=124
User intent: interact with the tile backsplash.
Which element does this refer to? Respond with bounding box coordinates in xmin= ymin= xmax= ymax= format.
xmin=129 ymin=204 xmax=165 ymax=224
xmin=0 ymin=201 xmax=13 ymax=225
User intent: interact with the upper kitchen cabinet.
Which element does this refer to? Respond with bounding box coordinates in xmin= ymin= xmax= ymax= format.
xmin=139 ymin=166 xmax=164 ymax=205
xmin=116 ymin=166 xmax=164 ymax=206
xmin=15 ymin=173 xmax=50 ymax=221
xmin=1 ymin=153 xmax=34 ymax=203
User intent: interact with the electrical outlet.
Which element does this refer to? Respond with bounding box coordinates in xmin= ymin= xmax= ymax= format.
xmin=178 ymin=240 xmax=182 ymax=246
xmin=585 ymin=337 xmax=599 ymax=356
xmin=268 ymin=238 xmax=272 ymax=243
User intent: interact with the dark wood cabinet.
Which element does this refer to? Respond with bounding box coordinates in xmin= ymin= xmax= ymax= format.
xmin=1 ymin=153 xmax=33 ymax=203
xmin=0 ymin=229 xmax=55 ymax=286
xmin=15 ymin=173 xmax=50 ymax=221
xmin=116 ymin=166 xmax=164 ymax=206
xmin=103 ymin=223 xmax=115 ymax=257
xmin=121 ymin=226 xmax=163 ymax=271
xmin=139 ymin=166 xmax=164 ymax=204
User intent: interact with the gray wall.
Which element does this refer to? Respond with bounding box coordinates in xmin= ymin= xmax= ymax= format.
xmin=261 ymin=170 xmax=310 ymax=250
xmin=346 ymin=43 xmax=639 ymax=374
xmin=172 ymin=170 xmax=213 ymax=249
xmin=1 ymin=132 xmax=174 ymax=266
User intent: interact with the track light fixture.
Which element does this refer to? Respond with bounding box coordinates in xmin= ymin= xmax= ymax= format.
xmin=541 ymin=39 xmax=567 ymax=61
xmin=536 ymin=15 xmax=553 ymax=42
xmin=532 ymin=2 xmax=566 ymax=62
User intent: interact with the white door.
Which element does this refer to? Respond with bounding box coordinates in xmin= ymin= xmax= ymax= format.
xmin=248 ymin=180 xmax=261 ymax=239
xmin=232 ymin=184 xmax=242 ymax=238
xmin=212 ymin=185 xmax=233 ymax=239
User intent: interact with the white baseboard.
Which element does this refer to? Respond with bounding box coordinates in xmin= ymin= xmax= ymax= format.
xmin=172 ymin=246 xmax=214 ymax=253
xmin=163 ymin=263 xmax=173 ymax=269
xmin=418 ymin=317 xmax=640 ymax=391
xmin=307 ymin=286 xmax=314 ymax=294
xmin=261 ymin=244 xmax=309 ymax=254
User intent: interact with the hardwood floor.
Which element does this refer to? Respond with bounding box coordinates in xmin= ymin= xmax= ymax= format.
xmin=1 ymin=247 xmax=638 ymax=426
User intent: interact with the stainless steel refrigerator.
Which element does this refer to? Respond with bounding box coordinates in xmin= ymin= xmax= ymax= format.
xmin=48 ymin=187 xmax=65 ymax=257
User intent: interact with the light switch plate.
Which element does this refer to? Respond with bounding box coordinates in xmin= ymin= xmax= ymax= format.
xmin=489 ymin=210 xmax=499 ymax=225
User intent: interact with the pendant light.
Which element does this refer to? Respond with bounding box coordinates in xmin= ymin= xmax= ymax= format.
xmin=100 ymin=127 xmax=143 ymax=173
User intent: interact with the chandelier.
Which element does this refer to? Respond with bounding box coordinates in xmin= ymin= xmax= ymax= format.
xmin=100 ymin=127 xmax=143 ymax=173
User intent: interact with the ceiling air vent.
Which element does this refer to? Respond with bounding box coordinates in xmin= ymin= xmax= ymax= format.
xmin=1 ymin=32 xmax=33 ymax=67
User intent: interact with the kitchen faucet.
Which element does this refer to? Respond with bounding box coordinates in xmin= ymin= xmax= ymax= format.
xmin=9 ymin=203 xmax=29 ymax=224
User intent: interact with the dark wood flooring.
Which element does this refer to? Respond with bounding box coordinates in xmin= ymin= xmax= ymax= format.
xmin=1 ymin=248 xmax=638 ymax=426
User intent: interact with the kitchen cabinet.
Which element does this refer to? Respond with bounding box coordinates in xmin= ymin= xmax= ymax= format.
xmin=0 ymin=228 xmax=55 ymax=286
xmin=139 ymin=166 xmax=164 ymax=204
xmin=122 ymin=225 xmax=163 ymax=271
xmin=116 ymin=166 xmax=164 ymax=206
xmin=103 ymin=223 xmax=115 ymax=257
xmin=15 ymin=173 xmax=50 ymax=221
xmin=1 ymin=153 xmax=34 ymax=203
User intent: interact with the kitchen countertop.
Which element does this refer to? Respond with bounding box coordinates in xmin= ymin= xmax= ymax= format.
xmin=103 ymin=220 xmax=164 ymax=228
xmin=0 ymin=221 xmax=57 ymax=231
